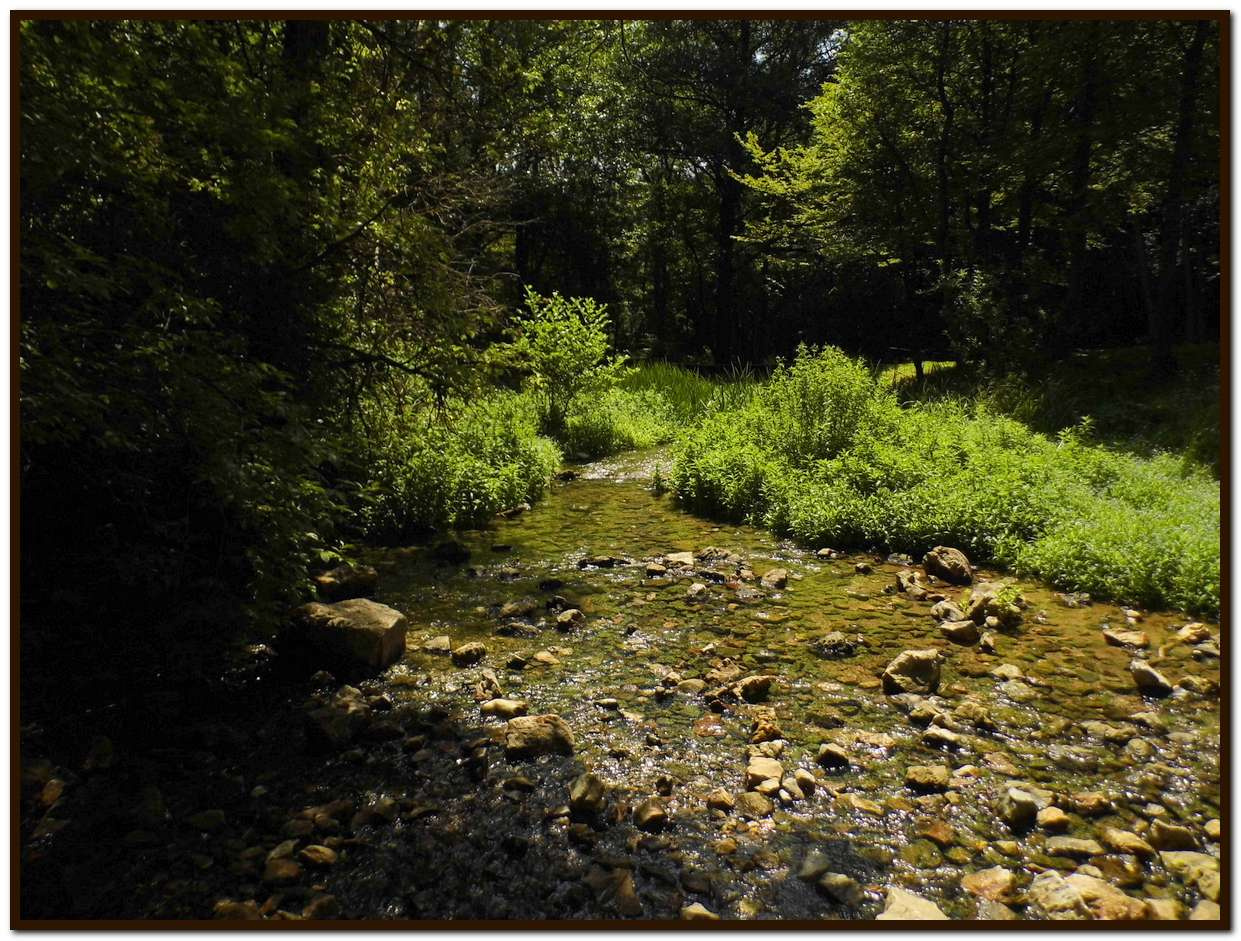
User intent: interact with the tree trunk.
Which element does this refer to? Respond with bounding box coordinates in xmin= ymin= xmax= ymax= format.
xmin=1153 ymin=20 xmax=1209 ymax=375
xmin=1063 ymin=23 xmax=1100 ymax=348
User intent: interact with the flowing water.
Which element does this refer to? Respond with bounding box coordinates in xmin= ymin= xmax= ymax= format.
xmin=20 ymin=448 xmax=1222 ymax=920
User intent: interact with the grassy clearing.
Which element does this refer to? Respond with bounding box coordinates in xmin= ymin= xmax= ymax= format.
xmin=672 ymin=346 xmax=1220 ymax=615
xmin=888 ymin=345 xmax=1220 ymax=475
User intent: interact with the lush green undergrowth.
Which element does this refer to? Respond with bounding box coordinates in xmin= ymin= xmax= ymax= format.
xmin=351 ymin=362 xmax=746 ymax=540
xmin=673 ymin=346 xmax=1220 ymax=615
xmin=352 ymin=392 xmax=561 ymax=542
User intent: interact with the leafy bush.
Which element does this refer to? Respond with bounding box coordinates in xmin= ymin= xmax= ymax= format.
xmin=353 ymin=391 xmax=560 ymax=542
xmin=672 ymin=345 xmax=1220 ymax=614
xmin=515 ymin=287 xmax=629 ymax=433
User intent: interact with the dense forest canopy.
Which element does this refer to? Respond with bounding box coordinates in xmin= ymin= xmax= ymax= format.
xmin=19 ymin=15 xmax=1220 ymax=657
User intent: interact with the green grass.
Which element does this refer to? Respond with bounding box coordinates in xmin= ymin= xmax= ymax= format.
xmin=888 ymin=344 xmax=1220 ymax=475
xmin=672 ymin=345 xmax=1220 ymax=616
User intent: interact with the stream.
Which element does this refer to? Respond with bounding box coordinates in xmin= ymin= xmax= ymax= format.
xmin=20 ymin=448 xmax=1222 ymax=921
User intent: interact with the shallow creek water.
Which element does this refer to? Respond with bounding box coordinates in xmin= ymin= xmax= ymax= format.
xmin=22 ymin=448 xmax=1220 ymax=921
xmin=343 ymin=447 xmax=1221 ymax=920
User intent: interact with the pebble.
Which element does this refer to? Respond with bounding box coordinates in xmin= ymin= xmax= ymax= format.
xmin=1037 ymin=807 xmax=1070 ymax=830
xmin=298 ymin=845 xmax=338 ymax=867
xmin=816 ymin=743 xmax=849 ymax=769
xmin=905 ymin=764 xmax=951 ymax=793
xmin=1190 ymin=900 xmax=1221 ymax=920
xmin=818 ymin=873 xmax=864 ymax=906
xmin=734 ymin=792 xmax=774 ymax=819
xmin=632 ymin=797 xmax=667 ymax=832
xmin=451 ymin=642 xmax=487 ymax=667
xmin=556 ymin=609 xmax=585 ymax=631
xmin=996 ymin=787 xmax=1039 ymax=831
xmin=960 ymin=866 xmax=1016 ymax=903
xmin=422 ymin=635 xmax=452 ymax=655
xmin=480 ymin=698 xmax=529 ymax=719
xmin=1149 ymin=819 xmax=1198 ymax=851
xmin=845 ymin=793 xmax=884 ymax=816
xmin=745 ymin=757 xmax=783 ymax=789
xmin=794 ymin=769 xmax=817 ymax=794
xmin=1100 ymin=827 xmax=1155 ymax=858
xmin=680 ymin=902 xmax=719 ymax=920
xmin=1044 ymin=836 xmax=1104 ymax=859
xmin=1129 ymin=659 xmax=1173 ymax=696
xmin=263 ymin=858 xmax=303 ymax=885
xmin=876 ymin=886 xmax=947 ymax=920
xmin=1102 ymin=628 xmax=1149 ymax=648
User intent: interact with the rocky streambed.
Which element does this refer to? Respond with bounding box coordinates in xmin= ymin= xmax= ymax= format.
xmin=19 ymin=449 xmax=1222 ymax=921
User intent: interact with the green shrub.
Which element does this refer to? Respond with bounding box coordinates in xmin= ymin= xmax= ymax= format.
xmin=514 ymin=287 xmax=628 ymax=433
xmin=354 ymin=391 xmax=560 ymax=541
xmin=672 ymin=345 xmax=1220 ymax=615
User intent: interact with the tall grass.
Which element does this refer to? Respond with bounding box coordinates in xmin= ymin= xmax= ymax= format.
xmin=672 ymin=345 xmax=1220 ymax=615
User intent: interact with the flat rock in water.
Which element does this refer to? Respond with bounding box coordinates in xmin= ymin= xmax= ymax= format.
xmin=1026 ymin=870 xmax=1089 ymax=919
xmin=314 ymin=563 xmax=379 ymax=602
xmin=1129 ymin=659 xmax=1173 ymax=696
xmin=451 ymin=642 xmax=487 ymax=667
xmin=1044 ymin=836 xmax=1104 ymax=859
xmin=288 ymin=599 xmax=407 ymax=669
xmin=480 ymin=698 xmax=529 ymax=719
xmin=1100 ymin=827 xmax=1155 ymax=858
xmin=735 ymin=792 xmax=774 ymax=819
xmin=1102 ymin=627 xmax=1148 ymax=648
xmin=1063 ymin=873 xmax=1147 ymax=920
xmin=760 ymin=567 xmax=789 ymax=589
xmin=882 ymin=649 xmax=941 ymax=695
xmin=422 ymin=635 xmax=452 ymax=655
xmin=905 ymin=764 xmax=951 ymax=793
xmin=503 ymin=714 xmax=575 ymax=759
xmin=940 ymin=619 xmax=980 ymax=645
xmin=961 ymin=866 xmax=1016 ymax=903
xmin=876 ymin=886 xmax=948 ymax=920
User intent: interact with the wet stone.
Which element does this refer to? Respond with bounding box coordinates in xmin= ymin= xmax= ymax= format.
xmin=451 ymin=642 xmax=487 ymax=667
xmin=877 ymin=886 xmax=948 ymax=920
xmin=882 ymin=649 xmax=942 ymax=695
xmin=1149 ymin=819 xmax=1198 ymax=851
xmin=503 ymin=715 xmax=575 ymax=759
xmin=996 ymin=787 xmax=1038 ymax=831
xmin=633 ymin=797 xmax=667 ymax=832
xmin=1129 ymin=659 xmax=1173 ymax=696
xmin=1102 ymin=627 xmax=1149 ymax=649
xmin=940 ymin=619 xmax=980 ymax=645
xmin=924 ymin=546 xmax=973 ymax=585
xmin=818 ymin=873 xmax=864 ymax=906
xmin=905 ymin=764 xmax=951 ymax=793
xmin=961 ymin=866 xmax=1016 ymax=903
xmin=735 ymin=792 xmax=774 ymax=820
xmin=1044 ymin=836 xmax=1104 ymax=859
